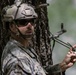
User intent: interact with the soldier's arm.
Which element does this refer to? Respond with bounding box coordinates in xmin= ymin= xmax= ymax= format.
xmin=45 ymin=64 xmax=65 ymax=75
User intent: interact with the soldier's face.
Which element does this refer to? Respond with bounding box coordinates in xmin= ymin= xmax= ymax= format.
xmin=10 ymin=19 xmax=35 ymax=39
xmin=17 ymin=19 xmax=35 ymax=38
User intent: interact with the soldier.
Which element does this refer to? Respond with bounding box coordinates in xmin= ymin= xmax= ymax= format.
xmin=1 ymin=1 xmax=76 ymax=75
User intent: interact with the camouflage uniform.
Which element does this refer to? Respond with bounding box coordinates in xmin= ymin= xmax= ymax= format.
xmin=1 ymin=39 xmax=46 ymax=75
xmin=1 ymin=39 xmax=64 ymax=75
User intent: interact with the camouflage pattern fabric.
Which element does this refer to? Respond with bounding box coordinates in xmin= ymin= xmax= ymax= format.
xmin=1 ymin=39 xmax=46 ymax=75
xmin=1 ymin=39 xmax=64 ymax=75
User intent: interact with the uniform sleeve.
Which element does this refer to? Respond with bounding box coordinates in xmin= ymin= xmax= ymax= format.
xmin=2 ymin=55 xmax=32 ymax=75
xmin=1 ymin=46 xmax=33 ymax=75
xmin=45 ymin=64 xmax=65 ymax=75
xmin=3 ymin=63 xmax=31 ymax=75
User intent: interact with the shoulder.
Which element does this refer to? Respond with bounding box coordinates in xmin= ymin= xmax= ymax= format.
xmin=2 ymin=39 xmax=25 ymax=59
xmin=2 ymin=51 xmax=32 ymax=74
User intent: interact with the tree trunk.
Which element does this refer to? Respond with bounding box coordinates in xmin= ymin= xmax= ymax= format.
xmin=31 ymin=0 xmax=53 ymax=67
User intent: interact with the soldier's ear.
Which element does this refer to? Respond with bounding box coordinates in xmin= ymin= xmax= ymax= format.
xmin=9 ymin=24 xmax=17 ymax=33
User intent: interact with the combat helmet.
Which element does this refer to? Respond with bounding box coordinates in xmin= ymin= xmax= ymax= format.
xmin=1 ymin=0 xmax=38 ymax=22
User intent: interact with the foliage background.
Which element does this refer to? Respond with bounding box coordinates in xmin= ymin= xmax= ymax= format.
xmin=47 ymin=0 xmax=76 ymax=75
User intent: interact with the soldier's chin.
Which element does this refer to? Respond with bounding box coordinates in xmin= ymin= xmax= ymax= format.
xmin=24 ymin=34 xmax=33 ymax=39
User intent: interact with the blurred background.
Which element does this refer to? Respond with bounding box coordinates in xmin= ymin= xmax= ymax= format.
xmin=47 ymin=0 xmax=76 ymax=75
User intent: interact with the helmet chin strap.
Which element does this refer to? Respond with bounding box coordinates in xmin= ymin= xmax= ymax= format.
xmin=11 ymin=21 xmax=27 ymax=40
xmin=15 ymin=25 xmax=27 ymax=40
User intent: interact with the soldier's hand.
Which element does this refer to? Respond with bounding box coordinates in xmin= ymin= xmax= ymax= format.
xmin=59 ymin=45 xmax=76 ymax=71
